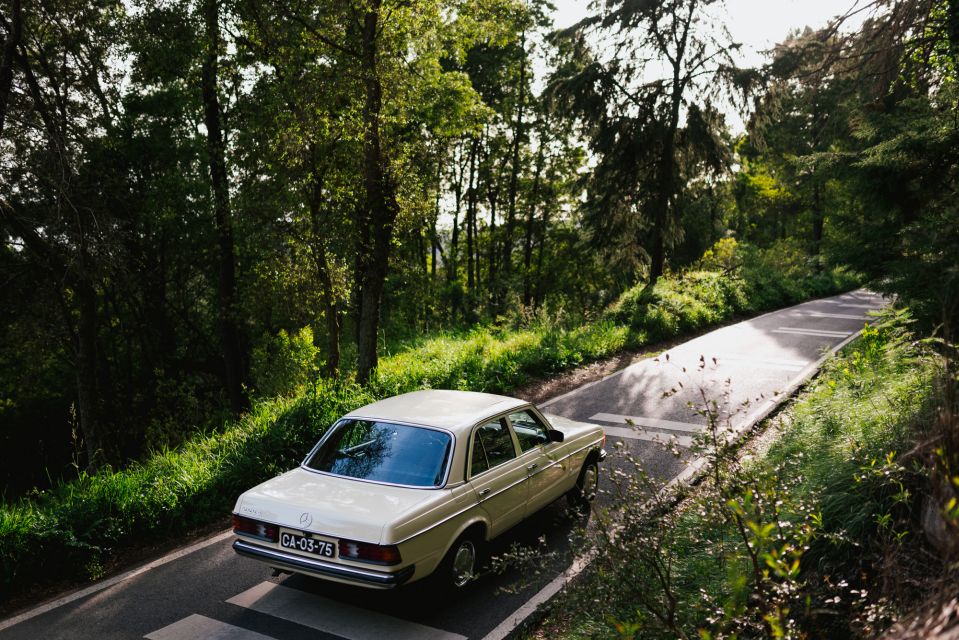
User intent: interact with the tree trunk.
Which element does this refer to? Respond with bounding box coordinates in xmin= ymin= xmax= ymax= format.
xmin=811 ymin=181 xmax=824 ymax=256
xmin=948 ymin=0 xmax=959 ymax=64
xmin=74 ymin=278 xmax=105 ymax=468
xmin=201 ymin=0 xmax=245 ymax=413
xmin=448 ymin=144 xmax=462 ymax=285
xmin=502 ymin=32 xmax=527 ymax=286
xmin=472 ymin=181 xmax=481 ymax=291
xmin=307 ymin=166 xmax=341 ymax=378
xmin=431 ymin=162 xmax=440 ymax=281
xmin=0 ymin=0 xmax=22 ymax=138
xmin=356 ymin=0 xmax=399 ymax=385
xmin=487 ymin=181 xmax=499 ymax=315
xmin=648 ymin=132 xmax=674 ymax=284
xmin=523 ymin=123 xmax=546 ymax=307
xmin=648 ymin=2 xmax=693 ymax=286
xmin=466 ymin=137 xmax=477 ymax=292
xmin=533 ymin=202 xmax=550 ymax=308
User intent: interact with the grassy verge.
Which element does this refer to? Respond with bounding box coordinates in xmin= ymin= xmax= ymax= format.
xmin=0 ymin=240 xmax=861 ymax=602
xmin=531 ymin=312 xmax=956 ymax=639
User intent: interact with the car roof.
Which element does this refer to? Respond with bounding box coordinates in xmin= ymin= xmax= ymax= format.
xmin=343 ymin=390 xmax=528 ymax=434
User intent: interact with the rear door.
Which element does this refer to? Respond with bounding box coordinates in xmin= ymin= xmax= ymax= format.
xmin=467 ymin=417 xmax=527 ymax=538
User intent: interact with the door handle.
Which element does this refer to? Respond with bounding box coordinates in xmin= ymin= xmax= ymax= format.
xmin=527 ymin=463 xmax=539 ymax=472
xmin=478 ymin=488 xmax=491 ymax=497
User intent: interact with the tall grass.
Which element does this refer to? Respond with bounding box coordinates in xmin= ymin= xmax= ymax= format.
xmin=0 ymin=243 xmax=861 ymax=600
xmin=0 ymin=384 xmax=371 ymax=596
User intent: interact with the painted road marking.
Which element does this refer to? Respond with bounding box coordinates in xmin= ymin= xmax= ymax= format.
xmin=663 ymin=352 xmax=810 ymax=371
xmin=793 ymin=311 xmax=867 ymax=320
xmin=590 ymin=413 xmax=703 ymax=433
xmin=145 ymin=614 xmax=275 ymax=640
xmin=227 ymin=582 xmax=466 ymax=640
xmin=772 ymin=327 xmax=853 ymax=338
xmin=602 ymin=426 xmax=695 ymax=448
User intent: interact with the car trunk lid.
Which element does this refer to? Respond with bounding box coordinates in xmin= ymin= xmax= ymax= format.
xmin=235 ymin=467 xmax=439 ymax=544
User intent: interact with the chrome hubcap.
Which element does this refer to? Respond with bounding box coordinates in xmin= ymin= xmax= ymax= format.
xmin=582 ymin=465 xmax=598 ymax=501
xmin=451 ymin=541 xmax=476 ymax=587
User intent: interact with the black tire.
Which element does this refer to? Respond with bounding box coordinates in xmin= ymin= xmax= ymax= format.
xmin=568 ymin=458 xmax=599 ymax=510
xmin=438 ymin=530 xmax=482 ymax=590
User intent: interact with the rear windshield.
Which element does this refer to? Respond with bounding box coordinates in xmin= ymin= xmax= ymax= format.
xmin=304 ymin=420 xmax=452 ymax=488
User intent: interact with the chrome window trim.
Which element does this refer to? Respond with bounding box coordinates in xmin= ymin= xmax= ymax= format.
xmin=507 ymin=407 xmax=553 ymax=453
xmin=465 ymin=414 xmax=522 ymax=481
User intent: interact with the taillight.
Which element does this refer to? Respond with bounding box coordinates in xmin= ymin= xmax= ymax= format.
xmin=338 ymin=538 xmax=402 ymax=565
xmin=232 ymin=514 xmax=279 ymax=543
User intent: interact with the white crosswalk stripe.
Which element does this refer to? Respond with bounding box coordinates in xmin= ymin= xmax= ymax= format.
xmin=792 ymin=310 xmax=867 ymax=320
xmin=227 ymin=582 xmax=467 ymax=640
xmin=662 ymin=352 xmax=810 ymax=371
xmin=772 ymin=327 xmax=853 ymax=338
xmin=145 ymin=614 xmax=276 ymax=640
xmin=590 ymin=412 xmax=703 ymax=433
xmin=601 ymin=426 xmax=695 ymax=448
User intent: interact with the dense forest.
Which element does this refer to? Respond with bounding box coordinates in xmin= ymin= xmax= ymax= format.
xmin=0 ymin=0 xmax=956 ymax=503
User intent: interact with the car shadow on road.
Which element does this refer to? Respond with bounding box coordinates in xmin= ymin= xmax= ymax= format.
xmin=275 ymin=499 xmax=589 ymax=633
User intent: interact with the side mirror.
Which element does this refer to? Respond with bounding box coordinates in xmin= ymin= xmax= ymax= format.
xmin=548 ymin=429 xmax=564 ymax=443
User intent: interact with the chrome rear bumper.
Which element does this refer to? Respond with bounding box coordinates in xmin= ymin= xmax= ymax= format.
xmin=232 ymin=539 xmax=415 ymax=589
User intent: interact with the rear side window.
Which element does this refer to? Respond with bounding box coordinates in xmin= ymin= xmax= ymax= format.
xmin=470 ymin=418 xmax=517 ymax=476
xmin=509 ymin=410 xmax=550 ymax=452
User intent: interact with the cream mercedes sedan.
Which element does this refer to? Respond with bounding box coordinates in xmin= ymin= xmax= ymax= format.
xmin=231 ymin=389 xmax=606 ymax=590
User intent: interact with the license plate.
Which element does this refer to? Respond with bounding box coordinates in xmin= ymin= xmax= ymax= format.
xmin=280 ymin=531 xmax=336 ymax=558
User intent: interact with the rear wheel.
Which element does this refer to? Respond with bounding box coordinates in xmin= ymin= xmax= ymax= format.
xmin=438 ymin=531 xmax=482 ymax=589
xmin=568 ymin=458 xmax=599 ymax=510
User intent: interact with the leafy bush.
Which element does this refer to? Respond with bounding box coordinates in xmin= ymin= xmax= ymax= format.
xmin=250 ymin=327 xmax=320 ymax=398
xmin=606 ymin=239 xmax=860 ymax=340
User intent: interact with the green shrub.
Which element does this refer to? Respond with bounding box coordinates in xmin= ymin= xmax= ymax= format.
xmin=250 ymin=327 xmax=320 ymax=398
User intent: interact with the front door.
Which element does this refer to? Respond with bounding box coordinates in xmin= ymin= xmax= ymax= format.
xmin=509 ymin=409 xmax=567 ymax=515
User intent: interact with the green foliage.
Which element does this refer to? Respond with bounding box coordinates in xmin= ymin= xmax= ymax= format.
xmin=606 ymin=239 xmax=860 ymax=340
xmin=250 ymin=327 xmax=320 ymax=398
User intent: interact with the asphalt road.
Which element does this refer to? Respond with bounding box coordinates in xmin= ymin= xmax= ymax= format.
xmin=0 ymin=290 xmax=886 ymax=640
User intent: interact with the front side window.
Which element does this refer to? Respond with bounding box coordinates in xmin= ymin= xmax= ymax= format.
xmin=304 ymin=420 xmax=452 ymax=488
xmin=470 ymin=418 xmax=517 ymax=476
xmin=509 ymin=410 xmax=550 ymax=452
